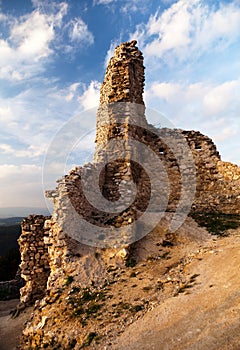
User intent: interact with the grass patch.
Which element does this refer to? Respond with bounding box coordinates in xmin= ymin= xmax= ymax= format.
xmin=132 ymin=304 xmax=143 ymax=312
xmin=115 ymin=301 xmax=144 ymax=315
xmin=125 ymin=257 xmax=136 ymax=268
xmin=130 ymin=272 xmax=136 ymax=278
xmin=69 ymin=287 xmax=109 ymax=324
xmin=174 ymin=274 xmax=200 ymax=296
xmin=190 ymin=212 xmax=240 ymax=236
xmin=69 ymin=286 xmax=80 ymax=294
xmin=86 ymin=303 xmax=103 ymax=316
xmin=65 ymin=275 xmax=74 ymax=286
xmin=142 ymin=286 xmax=152 ymax=291
xmin=189 ymin=274 xmax=200 ymax=283
xmin=80 ymin=332 xmax=98 ymax=348
xmin=86 ymin=332 xmax=97 ymax=346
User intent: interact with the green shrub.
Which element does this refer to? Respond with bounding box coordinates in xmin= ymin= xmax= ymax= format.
xmin=191 ymin=212 xmax=240 ymax=236
xmin=125 ymin=257 xmax=136 ymax=268
xmin=65 ymin=276 xmax=74 ymax=286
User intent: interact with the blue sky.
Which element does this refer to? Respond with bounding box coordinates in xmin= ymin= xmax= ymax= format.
xmin=0 ymin=0 xmax=240 ymax=209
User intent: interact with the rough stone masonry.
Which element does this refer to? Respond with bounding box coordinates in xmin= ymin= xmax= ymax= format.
xmin=18 ymin=40 xmax=240 ymax=306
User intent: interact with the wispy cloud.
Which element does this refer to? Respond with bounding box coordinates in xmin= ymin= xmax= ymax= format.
xmin=0 ymin=79 xmax=100 ymax=166
xmin=93 ymin=0 xmax=116 ymax=5
xmin=0 ymin=3 xmax=67 ymax=81
xmin=0 ymin=77 xmax=101 ymax=206
xmin=104 ymin=38 xmax=121 ymax=67
xmin=0 ymin=143 xmax=46 ymax=158
xmin=0 ymin=164 xmax=44 ymax=207
xmin=94 ymin=0 xmax=151 ymax=14
xmin=78 ymin=81 xmax=101 ymax=110
xmin=120 ymin=0 xmax=151 ymax=14
xmin=0 ymin=2 xmax=94 ymax=82
xmin=146 ymin=78 xmax=240 ymax=162
xmin=68 ymin=18 xmax=94 ymax=45
xmin=130 ymin=0 xmax=240 ymax=63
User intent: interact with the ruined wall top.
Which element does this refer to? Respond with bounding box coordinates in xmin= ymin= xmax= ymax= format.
xmin=99 ymin=40 xmax=145 ymax=105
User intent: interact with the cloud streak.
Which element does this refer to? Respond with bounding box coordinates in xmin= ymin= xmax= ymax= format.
xmin=146 ymin=78 xmax=240 ymax=163
xmin=0 ymin=164 xmax=44 ymax=207
xmin=68 ymin=18 xmax=94 ymax=45
xmin=131 ymin=0 xmax=240 ymax=63
xmin=0 ymin=2 xmax=94 ymax=82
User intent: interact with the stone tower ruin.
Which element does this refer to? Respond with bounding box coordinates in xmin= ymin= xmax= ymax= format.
xmin=18 ymin=40 xmax=240 ymax=306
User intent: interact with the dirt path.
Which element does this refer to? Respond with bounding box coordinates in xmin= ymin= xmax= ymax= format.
xmin=0 ymin=300 xmax=32 ymax=350
xmin=111 ymin=234 xmax=240 ymax=350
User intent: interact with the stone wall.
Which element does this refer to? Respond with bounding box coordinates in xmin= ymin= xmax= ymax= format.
xmin=94 ymin=40 xmax=240 ymax=216
xmin=0 ymin=269 xmax=24 ymax=300
xmin=99 ymin=40 xmax=144 ymax=105
xmin=193 ymin=159 xmax=240 ymax=213
xmin=18 ymin=215 xmax=50 ymax=305
xmin=94 ymin=40 xmax=147 ymax=162
xmin=18 ymin=40 xmax=240 ymax=304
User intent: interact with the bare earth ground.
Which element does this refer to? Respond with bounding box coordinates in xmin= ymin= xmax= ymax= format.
xmin=1 ymin=219 xmax=240 ymax=349
xmin=111 ymin=232 xmax=240 ymax=350
xmin=0 ymin=300 xmax=32 ymax=350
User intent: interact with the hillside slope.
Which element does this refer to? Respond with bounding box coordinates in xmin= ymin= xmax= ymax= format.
xmin=16 ymin=216 xmax=240 ymax=349
xmin=112 ymin=231 xmax=240 ymax=350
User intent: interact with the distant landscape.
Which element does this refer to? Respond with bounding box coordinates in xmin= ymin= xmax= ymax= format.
xmin=0 ymin=207 xmax=50 ymax=219
xmin=0 ymin=217 xmax=23 ymax=255
xmin=0 ymin=217 xmax=21 ymax=281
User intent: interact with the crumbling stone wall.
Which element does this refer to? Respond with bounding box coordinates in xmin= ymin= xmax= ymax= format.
xmin=18 ymin=215 xmax=50 ymax=305
xmin=94 ymin=40 xmax=240 ymax=216
xmin=43 ymin=41 xmax=240 ymax=283
xmin=95 ymin=40 xmax=147 ymax=161
xmin=193 ymin=159 xmax=240 ymax=213
xmin=18 ymin=40 xmax=240 ymax=303
xmin=0 ymin=269 xmax=24 ymax=300
xmin=99 ymin=40 xmax=144 ymax=105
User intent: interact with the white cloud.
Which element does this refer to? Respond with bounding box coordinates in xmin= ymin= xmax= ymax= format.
xmin=130 ymin=0 xmax=240 ymax=62
xmin=78 ymin=81 xmax=101 ymax=110
xmin=128 ymin=0 xmax=240 ymax=165
xmin=94 ymin=0 xmax=150 ymax=14
xmin=0 ymin=143 xmax=47 ymax=158
xmin=0 ymin=105 xmax=13 ymax=122
xmin=0 ymin=164 xmax=45 ymax=207
xmin=0 ymin=85 xmax=80 ymax=165
xmin=31 ymin=0 xmax=43 ymax=7
xmin=68 ymin=18 xmax=94 ymax=45
xmin=0 ymin=4 xmax=67 ymax=81
xmin=146 ymin=79 xmax=240 ymax=163
xmin=10 ymin=10 xmax=54 ymax=60
xmin=0 ymin=12 xmax=8 ymax=22
xmin=104 ymin=39 xmax=121 ymax=67
xmin=30 ymin=1 xmax=68 ymax=26
xmin=0 ymin=164 xmax=41 ymax=179
xmin=0 ymin=79 xmax=101 ymax=168
xmin=65 ymin=83 xmax=81 ymax=102
xmin=51 ymin=82 xmax=82 ymax=102
xmin=147 ymin=79 xmax=240 ymax=119
xmin=0 ymin=3 xmax=94 ymax=91
xmin=94 ymin=0 xmax=116 ymax=5
xmin=203 ymin=81 xmax=240 ymax=116
xmin=0 ymin=78 xmax=101 ymax=206
xmin=0 ymin=2 xmax=83 ymax=81
xmin=120 ymin=0 xmax=151 ymax=14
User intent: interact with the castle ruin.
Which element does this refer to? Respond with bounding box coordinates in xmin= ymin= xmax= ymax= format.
xmin=18 ymin=40 xmax=240 ymax=306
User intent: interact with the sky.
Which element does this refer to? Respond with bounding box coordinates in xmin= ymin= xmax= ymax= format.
xmin=0 ymin=0 xmax=240 ymax=210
